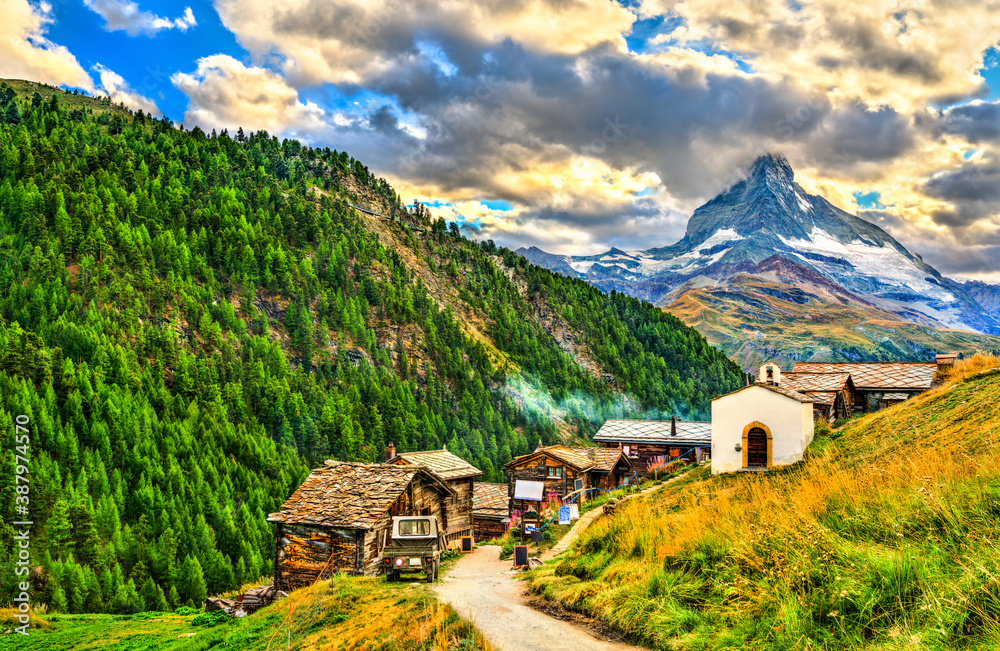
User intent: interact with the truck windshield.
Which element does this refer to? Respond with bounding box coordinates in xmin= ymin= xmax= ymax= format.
xmin=398 ymin=519 xmax=431 ymax=536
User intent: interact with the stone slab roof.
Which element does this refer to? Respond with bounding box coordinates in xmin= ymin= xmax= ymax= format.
xmin=472 ymin=482 xmax=508 ymax=519
xmin=267 ymin=462 xmax=455 ymax=530
xmin=792 ymin=362 xmax=936 ymax=390
xmin=562 ymin=446 xmax=632 ymax=472
xmin=714 ymin=382 xmax=813 ymax=403
xmin=781 ymin=372 xmax=852 ymax=393
xmin=389 ymin=448 xmax=481 ymax=480
xmin=504 ymin=445 xmax=595 ymax=471
xmin=806 ymin=391 xmax=837 ymax=406
xmin=593 ymin=419 xmax=712 ymax=445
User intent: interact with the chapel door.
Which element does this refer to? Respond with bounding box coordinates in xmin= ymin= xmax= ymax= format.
xmin=746 ymin=428 xmax=768 ymax=468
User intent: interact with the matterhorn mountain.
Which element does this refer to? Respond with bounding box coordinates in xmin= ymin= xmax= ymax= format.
xmin=520 ymin=154 xmax=1000 ymax=367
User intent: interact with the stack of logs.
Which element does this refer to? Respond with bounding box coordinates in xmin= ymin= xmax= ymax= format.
xmin=204 ymin=585 xmax=281 ymax=618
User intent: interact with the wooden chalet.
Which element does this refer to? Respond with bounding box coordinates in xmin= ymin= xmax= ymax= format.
xmin=779 ymin=372 xmax=855 ymax=422
xmin=472 ymin=482 xmax=508 ymax=542
xmin=386 ymin=443 xmax=481 ymax=544
xmin=267 ymin=461 xmax=455 ymax=589
xmin=503 ymin=445 xmax=631 ymax=512
xmin=792 ymin=354 xmax=955 ymax=413
xmin=593 ymin=418 xmax=711 ymax=475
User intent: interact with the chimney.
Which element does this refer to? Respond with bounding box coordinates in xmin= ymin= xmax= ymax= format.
xmin=935 ymin=353 xmax=957 ymax=374
xmin=385 ymin=442 xmax=395 ymax=462
xmin=587 ymin=449 xmax=595 ymax=460
xmin=671 ymin=415 xmax=677 ymax=437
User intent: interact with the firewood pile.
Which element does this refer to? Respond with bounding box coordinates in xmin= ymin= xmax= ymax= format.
xmin=241 ymin=585 xmax=278 ymax=613
xmin=204 ymin=585 xmax=284 ymax=618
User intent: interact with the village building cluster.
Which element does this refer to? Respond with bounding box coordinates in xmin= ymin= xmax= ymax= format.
xmin=268 ymin=354 xmax=957 ymax=587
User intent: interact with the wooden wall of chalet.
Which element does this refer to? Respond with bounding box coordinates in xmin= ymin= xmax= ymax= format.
xmin=590 ymin=458 xmax=631 ymax=489
xmin=273 ymin=523 xmax=361 ymax=591
xmin=472 ymin=516 xmax=506 ymax=542
xmin=506 ymin=456 xmax=590 ymax=511
xmin=359 ymin=474 xmax=451 ymax=575
xmin=441 ymin=477 xmax=474 ymax=542
xmin=598 ymin=443 xmax=700 ymax=476
xmin=273 ymin=473 xmax=453 ymax=585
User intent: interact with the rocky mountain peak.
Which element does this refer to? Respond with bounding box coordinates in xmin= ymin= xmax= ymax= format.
xmin=748 ymin=153 xmax=795 ymax=186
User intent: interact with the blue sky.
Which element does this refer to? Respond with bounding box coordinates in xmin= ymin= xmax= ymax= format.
xmin=6 ymin=0 xmax=1000 ymax=277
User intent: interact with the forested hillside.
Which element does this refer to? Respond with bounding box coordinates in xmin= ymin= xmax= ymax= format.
xmin=0 ymin=79 xmax=742 ymax=613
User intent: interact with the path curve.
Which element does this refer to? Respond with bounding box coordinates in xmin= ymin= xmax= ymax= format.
xmin=433 ymin=546 xmax=643 ymax=651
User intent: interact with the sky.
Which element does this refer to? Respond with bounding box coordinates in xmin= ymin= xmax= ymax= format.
xmin=6 ymin=0 xmax=1000 ymax=279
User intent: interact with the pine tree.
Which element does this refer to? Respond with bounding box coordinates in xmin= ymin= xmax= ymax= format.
xmin=49 ymin=499 xmax=75 ymax=560
xmin=178 ymin=554 xmax=207 ymax=607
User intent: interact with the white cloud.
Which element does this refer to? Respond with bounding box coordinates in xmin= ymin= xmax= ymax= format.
xmin=171 ymin=55 xmax=326 ymax=135
xmin=212 ymin=0 xmax=636 ymax=85
xmin=84 ymin=0 xmax=196 ymax=37
xmin=0 ymin=0 xmax=93 ymax=90
xmin=93 ymin=63 xmax=161 ymax=115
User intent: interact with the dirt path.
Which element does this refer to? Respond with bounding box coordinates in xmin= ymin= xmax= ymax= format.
xmin=433 ymin=546 xmax=644 ymax=651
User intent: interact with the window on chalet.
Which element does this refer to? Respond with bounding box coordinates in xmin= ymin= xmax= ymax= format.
xmin=547 ymin=466 xmax=562 ymax=478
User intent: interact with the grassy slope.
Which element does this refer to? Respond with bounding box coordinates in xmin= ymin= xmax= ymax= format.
xmin=526 ymin=355 xmax=1000 ymax=650
xmin=667 ymin=275 xmax=1000 ymax=370
xmin=8 ymin=574 xmax=494 ymax=650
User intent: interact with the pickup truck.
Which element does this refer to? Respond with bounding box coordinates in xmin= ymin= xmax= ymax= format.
xmin=382 ymin=515 xmax=445 ymax=583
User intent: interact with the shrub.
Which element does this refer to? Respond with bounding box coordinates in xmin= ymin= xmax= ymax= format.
xmin=192 ymin=610 xmax=231 ymax=626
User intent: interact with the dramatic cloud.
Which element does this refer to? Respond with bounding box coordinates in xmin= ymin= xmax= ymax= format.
xmin=648 ymin=0 xmax=1000 ymax=110
xmin=171 ymin=55 xmax=325 ymax=135
xmin=937 ymin=100 xmax=1000 ymax=144
xmin=160 ymin=0 xmax=1000 ymax=271
xmin=84 ymin=0 xmax=196 ymax=37
xmin=93 ymin=63 xmax=161 ymax=116
xmin=0 ymin=0 xmax=94 ymax=90
xmin=213 ymin=0 xmax=635 ymax=85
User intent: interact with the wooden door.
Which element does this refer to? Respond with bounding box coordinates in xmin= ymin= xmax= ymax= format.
xmin=746 ymin=428 xmax=767 ymax=467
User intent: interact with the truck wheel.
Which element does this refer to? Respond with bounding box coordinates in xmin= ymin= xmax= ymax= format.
xmin=426 ymin=566 xmax=434 ymax=583
xmin=386 ymin=569 xmax=396 ymax=582
xmin=433 ymin=561 xmax=439 ymax=582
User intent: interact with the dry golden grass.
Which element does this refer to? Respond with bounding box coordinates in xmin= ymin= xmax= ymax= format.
xmin=252 ymin=574 xmax=496 ymax=651
xmin=0 ymin=606 xmax=51 ymax=630
xmin=528 ymin=354 xmax=1000 ymax=649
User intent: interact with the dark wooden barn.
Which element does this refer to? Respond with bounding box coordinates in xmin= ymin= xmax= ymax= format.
xmin=503 ymin=445 xmax=631 ymax=513
xmin=386 ymin=445 xmax=481 ymax=544
xmin=471 ymin=482 xmax=509 ymax=542
xmin=268 ymin=461 xmax=455 ymax=590
xmin=593 ymin=419 xmax=711 ymax=475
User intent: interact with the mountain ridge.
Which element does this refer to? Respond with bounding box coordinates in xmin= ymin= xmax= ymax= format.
xmin=519 ymin=154 xmax=1000 ymax=366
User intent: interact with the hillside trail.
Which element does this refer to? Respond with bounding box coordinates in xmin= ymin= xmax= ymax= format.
xmin=433 ymin=545 xmax=644 ymax=651
xmin=541 ymin=472 xmax=683 ymax=561
xmin=434 ymin=472 xmax=695 ymax=650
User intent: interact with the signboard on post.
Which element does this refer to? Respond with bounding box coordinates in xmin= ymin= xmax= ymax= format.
xmin=513 ymin=480 xmax=545 ymax=501
xmin=558 ymin=505 xmax=571 ymax=525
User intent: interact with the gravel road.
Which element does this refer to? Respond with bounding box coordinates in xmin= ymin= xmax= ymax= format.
xmin=432 ymin=545 xmax=644 ymax=651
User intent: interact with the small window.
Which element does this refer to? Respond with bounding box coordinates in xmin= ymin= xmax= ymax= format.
xmin=398 ymin=519 xmax=431 ymax=536
xmin=547 ymin=466 xmax=562 ymax=478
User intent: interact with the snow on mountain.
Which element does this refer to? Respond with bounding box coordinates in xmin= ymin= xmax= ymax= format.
xmin=518 ymin=154 xmax=1000 ymax=336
